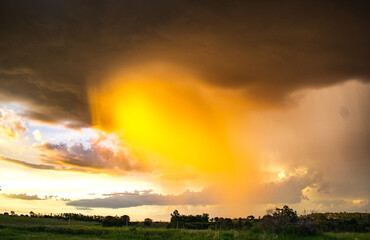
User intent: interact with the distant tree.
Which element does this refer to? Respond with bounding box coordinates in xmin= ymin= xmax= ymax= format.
xmin=121 ymin=215 xmax=130 ymax=227
xmin=144 ymin=218 xmax=153 ymax=227
xmin=273 ymin=205 xmax=298 ymax=223
xmin=170 ymin=210 xmax=181 ymax=228
xmin=201 ymin=213 xmax=209 ymax=223
xmin=171 ymin=210 xmax=180 ymax=219
xmin=102 ymin=216 xmax=118 ymax=227
xmin=10 ymin=211 xmax=15 ymax=216
xmin=29 ymin=211 xmax=35 ymax=217
xmin=261 ymin=205 xmax=320 ymax=235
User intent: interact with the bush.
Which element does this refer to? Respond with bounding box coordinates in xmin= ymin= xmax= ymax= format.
xmin=220 ymin=231 xmax=234 ymax=240
xmin=249 ymin=225 xmax=263 ymax=234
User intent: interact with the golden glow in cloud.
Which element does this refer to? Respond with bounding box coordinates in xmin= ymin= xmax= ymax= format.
xmin=89 ymin=64 xmax=258 ymax=207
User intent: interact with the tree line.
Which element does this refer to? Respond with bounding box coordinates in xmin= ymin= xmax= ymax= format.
xmin=2 ymin=205 xmax=369 ymax=235
xmin=168 ymin=206 xmax=369 ymax=235
xmin=2 ymin=211 xmax=162 ymax=228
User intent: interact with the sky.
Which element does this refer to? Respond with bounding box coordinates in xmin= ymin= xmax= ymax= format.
xmin=0 ymin=0 xmax=369 ymax=221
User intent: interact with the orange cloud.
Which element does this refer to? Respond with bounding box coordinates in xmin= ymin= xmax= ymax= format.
xmin=32 ymin=132 xmax=148 ymax=175
xmin=88 ymin=65 xmax=261 ymax=212
xmin=0 ymin=107 xmax=27 ymax=139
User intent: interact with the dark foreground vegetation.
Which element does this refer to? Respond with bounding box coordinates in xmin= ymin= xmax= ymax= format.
xmin=1 ymin=206 xmax=369 ymax=239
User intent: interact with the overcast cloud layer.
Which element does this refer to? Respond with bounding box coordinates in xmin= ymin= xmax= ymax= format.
xmin=0 ymin=0 xmax=369 ymax=126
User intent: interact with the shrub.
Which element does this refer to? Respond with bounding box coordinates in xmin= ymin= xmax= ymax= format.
xmin=220 ymin=231 xmax=234 ymax=240
xmin=249 ymin=225 xmax=263 ymax=234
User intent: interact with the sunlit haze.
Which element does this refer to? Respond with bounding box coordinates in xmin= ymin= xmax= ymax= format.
xmin=0 ymin=0 xmax=369 ymax=221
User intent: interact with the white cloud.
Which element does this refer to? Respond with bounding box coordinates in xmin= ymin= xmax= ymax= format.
xmin=32 ymin=129 xmax=42 ymax=141
xmin=0 ymin=106 xmax=27 ymax=139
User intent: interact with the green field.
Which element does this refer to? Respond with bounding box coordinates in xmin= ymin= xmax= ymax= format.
xmin=0 ymin=215 xmax=368 ymax=240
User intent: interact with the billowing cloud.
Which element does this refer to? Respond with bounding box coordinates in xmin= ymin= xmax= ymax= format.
xmin=0 ymin=107 xmax=27 ymax=139
xmin=256 ymin=168 xmax=329 ymax=204
xmin=67 ymin=188 xmax=217 ymax=209
xmin=0 ymin=1 xmax=369 ymax=126
xmin=31 ymin=132 xmax=148 ymax=174
xmin=246 ymin=81 xmax=370 ymax=202
xmin=0 ymin=129 xmax=149 ymax=174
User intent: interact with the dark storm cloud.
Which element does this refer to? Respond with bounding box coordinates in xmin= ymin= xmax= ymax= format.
xmin=0 ymin=0 xmax=369 ymax=126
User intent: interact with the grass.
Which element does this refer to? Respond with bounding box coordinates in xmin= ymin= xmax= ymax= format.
xmin=0 ymin=215 xmax=99 ymax=226
xmin=0 ymin=215 xmax=368 ymax=239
